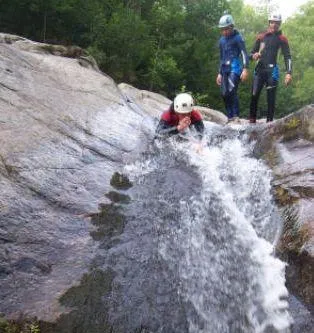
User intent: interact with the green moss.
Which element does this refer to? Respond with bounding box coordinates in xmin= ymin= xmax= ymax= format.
xmin=39 ymin=45 xmax=84 ymax=58
xmin=273 ymin=187 xmax=310 ymax=254
xmin=284 ymin=117 xmax=301 ymax=130
xmin=277 ymin=206 xmax=310 ymax=254
xmin=105 ymin=191 xmax=130 ymax=204
xmin=59 ymin=269 xmax=114 ymax=307
xmin=87 ymin=180 xmax=132 ymax=243
xmin=40 ymin=44 xmax=64 ymax=54
xmin=39 ymin=269 xmax=115 ymax=333
xmin=0 ymin=317 xmax=40 ymax=333
xmin=273 ymin=186 xmax=299 ymax=206
xmin=110 ymin=172 xmax=133 ymax=190
xmin=281 ymin=117 xmax=302 ymax=141
xmin=262 ymin=147 xmax=280 ymax=168
xmin=91 ymin=203 xmax=124 ymax=226
xmin=89 ymin=203 xmax=125 ymax=241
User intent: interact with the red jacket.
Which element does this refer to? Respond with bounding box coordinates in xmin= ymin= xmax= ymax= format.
xmin=156 ymin=107 xmax=204 ymax=139
xmin=160 ymin=108 xmax=203 ymax=126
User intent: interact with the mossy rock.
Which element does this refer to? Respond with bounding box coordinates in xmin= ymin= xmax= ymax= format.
xmin=110 ymin=172 xmax=133 ymax=190
xmin=89 ymin=203 xmax=126 ymax=242
xmin=273 ymin=186 xmax=299 ymax=206
xmin=0 ymin=316 xmax=40 ymax=333
xmin=39 ymin=269 xmax=115 ymax=333
xmin=262 ymin=146 xmax=280 ymax=168
xmin=39 ymin=44 xmax=85 ymax=58
xmin=276 ymin=206 xmax=311 ymax=255
xmin=105 ymin=191 xmax=131 ymax=204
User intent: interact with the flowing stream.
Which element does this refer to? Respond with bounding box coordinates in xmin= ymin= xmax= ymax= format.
xmin=93 ymin=122 xmax=293 ymax=333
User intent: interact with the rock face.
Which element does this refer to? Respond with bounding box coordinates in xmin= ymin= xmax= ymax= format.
xmin=251 ymin=107 xmax=314 ymax=308
xmin=0 ymin=33 xmax=313 ymax=324
xmin=118 ymin=82 xmax=227 ymax=124
xmin=0 ymin=34 xmax=152 ymax=320
xmin=0 ymin=33 xmax=227 ymax=321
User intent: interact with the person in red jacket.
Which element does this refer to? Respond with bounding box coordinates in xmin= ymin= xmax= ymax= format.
xmin=156 ymin=93 xmax=204 ymax=141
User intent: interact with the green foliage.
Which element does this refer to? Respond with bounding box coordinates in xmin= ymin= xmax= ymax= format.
xmin=30 ymin=323 xmax=41 ymax=333
xmin=90 ymin=5 xmax=153 ymax=82
xmin=284 ymin=1 xmax=314 ymax=109
xmin=0 ymin=316 xmax=40 ymax=333
xmin=293 ymin=67 xmax=314 ymax=104
xmin=0 ymin=0 xmax=312 ymax=117
xmin=148 ymin=50 xmax=183 ymax=93
xmin=285 ymin=117 xmax=301 ymax=130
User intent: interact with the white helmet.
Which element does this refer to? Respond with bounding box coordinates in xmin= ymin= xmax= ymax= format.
xmin=173 ymin=93 xmax=194 ymax=114
xmin=218 ymin=14 xmax=235 ymax=28
xmin=268 ymin=13 xmax=282 ymax=22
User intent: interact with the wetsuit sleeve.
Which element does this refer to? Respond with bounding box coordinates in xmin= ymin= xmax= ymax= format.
xmin=191 ymin=110 xmax=204 ymax=140
xmin=155 ymin=119 xmax=178 ymax=137
xmin=280 ymin=35 xmax=292 ymax=74
xmin=249 ymin=36 xmax=261 ymax=60
xmin=193 ymin=120 xmax=205 ymax=140
xmin=218 ymin=39 xmax=223 ymax=74
xmin=236 ymin=35 xmax=249 ymax=68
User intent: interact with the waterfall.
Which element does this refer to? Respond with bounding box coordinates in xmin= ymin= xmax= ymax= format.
xmin=103 ymin=122 xmax=293 ymax=333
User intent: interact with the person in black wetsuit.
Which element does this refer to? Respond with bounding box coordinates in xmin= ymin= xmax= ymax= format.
xmin=249 ymin=13 xmax=292 ymax=123
xmin=155 ymin=93 xmax=204 ymax=149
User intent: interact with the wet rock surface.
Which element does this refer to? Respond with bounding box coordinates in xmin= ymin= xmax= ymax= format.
xmin=0 ymin=33 xmax=313 ymax=331
xmin=0 ymin=34 xmax=149 ymax=320
xmin=251 ymin=106 xmax=314 ymax=312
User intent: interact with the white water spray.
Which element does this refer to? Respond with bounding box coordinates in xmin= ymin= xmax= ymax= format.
xmin=123 ymin=124 xmax=293 ymax=333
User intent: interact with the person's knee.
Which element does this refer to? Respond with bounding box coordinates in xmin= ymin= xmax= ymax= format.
xmin=229 ymin=87 xmax=237 ymax=96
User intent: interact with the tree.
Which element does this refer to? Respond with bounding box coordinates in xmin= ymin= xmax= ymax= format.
xmin=0 ymin=0 xmax=312 ymax=115
xmin=89 ymin=5 xmax=153 ymax=83
xmin=282 ymin=1 xmax=314 ymax=109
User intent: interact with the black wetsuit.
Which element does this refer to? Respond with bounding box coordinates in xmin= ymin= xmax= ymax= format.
xmin=249 ymin=29 xmax=292 ymax=122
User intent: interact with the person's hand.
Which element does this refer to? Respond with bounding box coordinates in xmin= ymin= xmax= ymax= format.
xmin=177 ymin=116 xmax=191 ymax=131
xmin=240 ymin=68 xmax=249 ymax=82
xmin=284 ymin=73 xmax=292 ymax=86
xmin=194 ymin=142 xmax=203 ymax=154
xmin=252 ymin=52 xmax=261 ymax=61
xmin=216 ymin=74 xmax=222 ymax=86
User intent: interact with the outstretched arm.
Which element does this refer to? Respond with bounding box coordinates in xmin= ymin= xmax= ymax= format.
xmin=155 ymin=119 xmax=178 ymax=137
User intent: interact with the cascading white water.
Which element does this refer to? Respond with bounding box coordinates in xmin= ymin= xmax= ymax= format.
xmin=115 ymin=122 xmax=293 ymax=333
xmin=174 ymin=125 xmax=291 ymax=332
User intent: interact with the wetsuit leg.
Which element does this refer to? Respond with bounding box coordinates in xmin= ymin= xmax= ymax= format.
xmin=221 ymin=72 xmax=240 ymax=119
xmin=221 ymin=73 xmax=233 ymax=119
xmin=266 ymin=68 xmax=279 ymax=122
xmin=249 ymin=70 xmax=266 ymax=121
xmin=266 ymin=86 xmax=277 ymax=122
xmin=229 ymin=72 xmax=240 ymax=117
